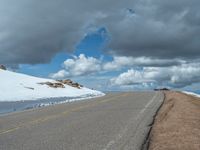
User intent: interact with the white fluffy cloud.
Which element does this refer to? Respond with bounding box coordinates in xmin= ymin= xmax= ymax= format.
xmin=52 ymin=54 xmax=181 ymax=78
xmin=50 ymin=70 xmax=69 ymax=79
xmin=110 ymin=63 xmax=200 ymax=88
xmin=50 ymin=54 xmax=200 ymax=89
xmin=103 ymin=56 xmax=185 ymax=71
xmin=110 ymin=69 xmax=155 ymax=85
xmin=50 ymin=54 xmax=101 ymax=78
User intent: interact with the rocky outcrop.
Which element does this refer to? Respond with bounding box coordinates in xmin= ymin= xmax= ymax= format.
xmin=38 ymin=79 xmax=83 ymax=89
xmin=38 ymin=82 xmax=65 ymax=88
xmin=57 ymin=79 xmax=83 ymax=89
xmin=0 ymin=65 xmax=6 ymax=70
xmin=57 ymin=79 xmax=73 ymax=84
xmin=154 ymin=88 xmax=170 ymax=91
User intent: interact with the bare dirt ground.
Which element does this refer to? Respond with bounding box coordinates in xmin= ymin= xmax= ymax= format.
xmin=148 ymin=91 xmax=200 ymax=150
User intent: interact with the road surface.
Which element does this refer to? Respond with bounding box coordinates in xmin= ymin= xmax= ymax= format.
xmin=0 ymin=92 xmax=164 ymax=150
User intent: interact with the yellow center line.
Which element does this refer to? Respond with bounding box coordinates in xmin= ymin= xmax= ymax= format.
xmin=0 ymin=93 xmax=128 ymax=135
xmin=0 ymin=127 xmax=20 ymax=135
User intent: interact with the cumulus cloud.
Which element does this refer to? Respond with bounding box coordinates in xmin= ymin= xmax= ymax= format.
xmin=51 ymin=54 xmax=185 ymax=79
xmin=50 ymin=54 xmax=101 ymax=78
xmin=50 ymin=53 xmax=200 ymax=89
xmin=110 ymin=63 xmax=200 ymax=88
xmin=103 ymin=56 xmax=185 ymax=71
xmin=50 ymin=70 xmax=69 ymax=79
xmin=110 ymin=69 xmax=155 ymax=85
xmin=1 ymin=0 xmax=200 ymax=66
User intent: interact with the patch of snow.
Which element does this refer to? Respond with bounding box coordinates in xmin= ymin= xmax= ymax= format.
xmin=38 ymin=94 xmax=104 ymax=107
xmin=0 ymin=69 xmax=104 ymax=102
xmin=182 ymin=91 xmax=200 ymax=98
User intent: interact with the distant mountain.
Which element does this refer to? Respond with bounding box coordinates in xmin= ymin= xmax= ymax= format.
xmin=0 ymin=69 xmax=104 ymax=102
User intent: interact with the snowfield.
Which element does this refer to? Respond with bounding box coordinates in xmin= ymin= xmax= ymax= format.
xmin=0 ymin=69 xmax=104 ymax=102
xmin=182 ymin=91 xmax=200 ymax=98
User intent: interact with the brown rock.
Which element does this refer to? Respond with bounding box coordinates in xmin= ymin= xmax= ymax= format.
xmin=0 ymin=65 xmax=6 ymax=70
xmin=57 ymin=79 xmax=73 ymax=84
xmin=53 ymin=82 xmax=65 ymax=88
xmin=71 ymin=83 xmax=81 ymax=89
xmin=38 ymin=82 xmax=65 ymax=88
xmin=41 ymin=79 xmax=83 ymax=89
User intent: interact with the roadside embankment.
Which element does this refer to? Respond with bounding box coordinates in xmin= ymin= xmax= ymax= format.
xmin=148 ymin=91 xmax=200 ymax=150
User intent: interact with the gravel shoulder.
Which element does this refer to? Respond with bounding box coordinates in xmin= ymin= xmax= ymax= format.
xmin=148 ymin=91 xmax=200 ymax=150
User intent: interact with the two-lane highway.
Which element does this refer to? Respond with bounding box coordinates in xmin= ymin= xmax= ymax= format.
xmin=0 ymin=92 xmax=164 ymax=150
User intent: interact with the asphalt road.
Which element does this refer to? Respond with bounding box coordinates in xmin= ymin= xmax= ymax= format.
xmin=0 ymin=92 xmax=164 ymax=150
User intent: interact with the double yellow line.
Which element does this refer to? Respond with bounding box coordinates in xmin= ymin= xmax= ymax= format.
xmin=0 ymin=93 xmax=128 ymax=135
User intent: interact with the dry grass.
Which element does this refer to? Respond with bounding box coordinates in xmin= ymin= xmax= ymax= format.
xmin=149 ymin=91 xmax=200 ymax=150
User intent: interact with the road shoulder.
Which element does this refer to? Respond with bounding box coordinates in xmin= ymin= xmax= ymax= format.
xmin=148 ymin=91 xmax=200 ymax=150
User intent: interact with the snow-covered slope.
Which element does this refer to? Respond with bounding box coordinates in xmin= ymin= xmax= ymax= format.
xmin=182 ymin=91 xmax=200 ymax=98
xmin=0 ymin=69 xmax=104 ymax=102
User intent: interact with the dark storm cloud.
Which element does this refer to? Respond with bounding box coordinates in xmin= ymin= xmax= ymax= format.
xmin=0 ymin=0 xmax=92 ymax=65
xmin=104 ymin=0 xmax=200 ymax=59
xmin=0 ymin=0 xmax=134 ymax=65
xmin=0 ymin=0 xmax=200 ymax=65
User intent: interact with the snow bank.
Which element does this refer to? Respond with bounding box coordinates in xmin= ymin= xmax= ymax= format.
xmin=182 ymin=91 xmax=200 ymax=98
xmin=0 ymin=69 xmax=104 ymax=102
